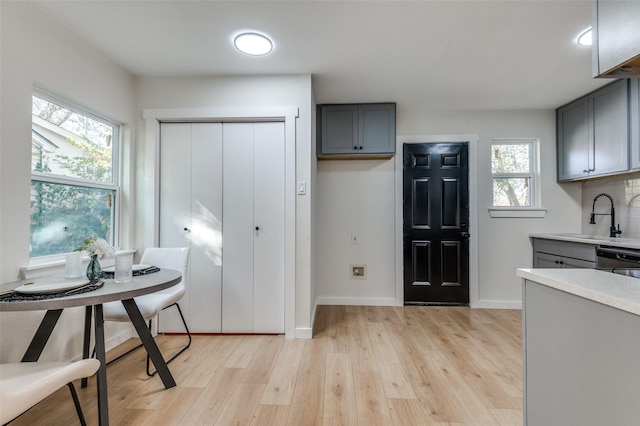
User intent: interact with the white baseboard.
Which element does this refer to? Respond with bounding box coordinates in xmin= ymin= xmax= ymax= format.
xmin=295 ymin=327 xmax=313 ymax=339
xmin=471 ymin=300 xmax=522 ymax=310
xmin=315 ymin=297 xmax=398 ymax=306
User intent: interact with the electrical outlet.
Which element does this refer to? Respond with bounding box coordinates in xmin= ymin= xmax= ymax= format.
xmin=350 ymin=264 xmax=366 ymax=279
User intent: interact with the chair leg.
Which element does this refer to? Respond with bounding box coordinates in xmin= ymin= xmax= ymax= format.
xmin=146 ymin=303 xmax=192 ymax=377
xmin=90 ymin=321 xmax=150 ymax=367
xmin=67 ymin=383 xmax=87 ymax=426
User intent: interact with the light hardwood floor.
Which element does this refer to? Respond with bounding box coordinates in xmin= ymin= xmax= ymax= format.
xmin=10 ymin=306 xmax=523 ymax=425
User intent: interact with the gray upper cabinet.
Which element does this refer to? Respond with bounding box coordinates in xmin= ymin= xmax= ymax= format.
xmin=631 ymin=79 xmax=640 ymax=170
xmin=317 ymin=103 xmax=396 ymax=158
xmin=557 ymin=80 xmax=630 ymax=182
xmin=592 ymin=0 xmax=640 ymax=78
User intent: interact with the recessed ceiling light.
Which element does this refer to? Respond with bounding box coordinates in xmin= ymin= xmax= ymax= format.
xmin=234 ymin=32 xmax=273 ymax=56
xmin=577 ymin=27 xmax=592 ymax=46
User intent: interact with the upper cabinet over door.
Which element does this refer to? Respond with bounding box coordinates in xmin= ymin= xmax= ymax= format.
xmin=317 ymin=102 xmax=396 ymax=158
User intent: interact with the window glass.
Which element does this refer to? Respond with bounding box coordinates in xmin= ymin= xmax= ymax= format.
xmin=30 ymin=92 xmax=119 ymax=257
xmin=491 ymin=141 xmax=534 ymax=207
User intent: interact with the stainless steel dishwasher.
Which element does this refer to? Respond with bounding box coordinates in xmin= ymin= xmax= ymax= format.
xmin=596 ymin=246 xmax=640 ymax=278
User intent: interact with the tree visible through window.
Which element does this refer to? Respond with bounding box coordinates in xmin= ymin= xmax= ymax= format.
xmin=491 ymin=141 xmax=534 ymax=207
xmin=30 ymin=92 xmax=119 ymax=257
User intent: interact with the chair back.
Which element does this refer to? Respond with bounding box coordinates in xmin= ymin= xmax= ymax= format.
xmin=140 ymin=247 xmax=190 ymax=299
xmin=0 ymin=359 xmax=100 ymax=424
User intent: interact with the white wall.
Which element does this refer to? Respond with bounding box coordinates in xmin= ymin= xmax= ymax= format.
xmin=0 ymin=2 xmax=136 ymax=361
xmin=315 ymin=109 xmax=583 ymax=308
xmin=134 ymin=75 xmax=314 ymax=336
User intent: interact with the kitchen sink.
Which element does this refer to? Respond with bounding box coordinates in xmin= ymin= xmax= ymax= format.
xmin=557 ymin=233 xmax=603 ymax=240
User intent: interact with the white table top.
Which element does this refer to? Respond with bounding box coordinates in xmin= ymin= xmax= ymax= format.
xmin=517 ymin=268 xmax=640 ymax=316
xmin=0 ymin=269 xmax=181 ymax=312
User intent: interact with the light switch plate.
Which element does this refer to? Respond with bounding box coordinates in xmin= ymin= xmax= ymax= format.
xmin=297 ymin=181 xmax=306 ymax=195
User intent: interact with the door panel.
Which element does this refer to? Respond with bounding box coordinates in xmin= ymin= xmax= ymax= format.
xmin=403 ymin=143 xmax=469 ymax=305
xmin=253 ymin=123 xmax=285 ymax=333
xmin=158 ymin=123 xmax=193 ymax=332
xmin=188 ymin=123 xmax=223 ymax=332
xmin=159 ymin=123 xmax=223 ymax=333
xmin=222 ymin=123 xmax=255 ymax=333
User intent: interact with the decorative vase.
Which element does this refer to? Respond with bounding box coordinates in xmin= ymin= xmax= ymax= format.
xmin=86 ymin=254 xmax=101 ymax=281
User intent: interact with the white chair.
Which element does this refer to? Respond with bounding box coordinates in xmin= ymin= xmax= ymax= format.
xmin=0 ymin=359 xmax=100 ymax=425
xmin=101 ymin=247 xmax=191 ymax=376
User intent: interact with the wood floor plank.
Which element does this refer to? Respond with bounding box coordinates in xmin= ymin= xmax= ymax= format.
xmin=323 ymin=352 xmax=358 ymax=425
xmin=250 ymin=404 xmax=290 ymax=426
xmin=260 ymin=338 xmax=305 ymax=405
xmin=224 ymin=335 xmax=265 ymax=369
xmin=214 ymin=382 xmax=266 ymax=426
xmin=241 ymin=335 xmax=283 ymax=384
xmin=353 ymin=371 xmax=395 ymax=426
xmin=177 ymin=367 xmax=245 ymax=424
xmin=366 ymin=321 xmax=417 ymax=399
xmin=286 ymin=339 xmax=327 ymax=426
xmin=8 ymin=306 xmax=523 ymax=426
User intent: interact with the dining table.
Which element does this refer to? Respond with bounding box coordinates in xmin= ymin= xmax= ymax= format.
xmin=0 ymin=268 xmax=182 ymax=426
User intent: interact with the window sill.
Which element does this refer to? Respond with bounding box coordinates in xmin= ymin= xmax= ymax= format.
xmin=488 ymin=208 xmax=547 ymax=218
xmin=22 ymin=249 xmax=135 ymax=280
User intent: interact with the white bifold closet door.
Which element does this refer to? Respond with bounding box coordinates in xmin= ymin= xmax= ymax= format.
xmin=158 ymin=121 xmax=284 ymax=334
xmin=222 ymin=122 xmax=285 ymax=333
xmin=159 ymin=123 xmax=223 ymax=333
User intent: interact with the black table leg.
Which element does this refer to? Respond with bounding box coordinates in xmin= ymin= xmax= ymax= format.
xmin=81 ymin=305 xmax=93 ymax=388
xmin=93 ymin=304 xmax=109 ymax=426
xmin=21 ymin=309 xmax=63 ymax=362
xmin=120 ymin=298 xmax=176 ymax=389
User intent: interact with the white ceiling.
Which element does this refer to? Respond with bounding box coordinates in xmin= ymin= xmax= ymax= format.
xmin=29 ymin=0 xmax=613 ymax=111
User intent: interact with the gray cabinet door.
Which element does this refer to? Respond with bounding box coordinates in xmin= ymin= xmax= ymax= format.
xmin=557 ymin=97 xmax=590 ymax=181
xmin=319 ymin=104 xmax=358 ymax=155
xmin=631 ymin=79 xmax=640 ymax=170
xmin=358 ymin=103 xmax=396 ymax=154
xmin=591 ymin=79 xmax=629 ymax=176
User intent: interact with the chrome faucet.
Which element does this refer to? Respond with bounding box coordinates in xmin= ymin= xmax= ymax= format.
xmin=589 ymin=193 xmax=622 ymax=238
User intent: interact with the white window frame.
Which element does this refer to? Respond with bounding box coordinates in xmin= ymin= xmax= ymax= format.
xmin=488 ymin=138 xmax=546 ymax=218
xmin=29 ymin=89 xmax=121 ymax=262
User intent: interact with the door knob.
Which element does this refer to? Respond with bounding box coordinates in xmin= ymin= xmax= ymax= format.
xmin=461 ymin=231 xmax=470 ymax=238
xmin=183 ymin=227 xmax=190 ymax=232
xmin=255 ymin=226 xmax=260 ymax=231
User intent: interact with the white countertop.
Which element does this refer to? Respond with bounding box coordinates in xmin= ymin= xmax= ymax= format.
xmin=517 ymin=268 xmax=640 ymax=316
xmin=529 ymin=233 xmax=640 ymax=249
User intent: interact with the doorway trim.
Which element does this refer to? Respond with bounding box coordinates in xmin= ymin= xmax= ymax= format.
xmin=143 ymin=107 xmax=298 ymax=338
xmin=395 ymin=134 xmax=479 ymax=307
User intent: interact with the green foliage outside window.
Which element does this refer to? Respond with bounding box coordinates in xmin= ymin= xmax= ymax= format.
xmin=30 ymin=93 xmax=117 ymax=257
xmin=491 ymin=142 xmax=532 ymax=207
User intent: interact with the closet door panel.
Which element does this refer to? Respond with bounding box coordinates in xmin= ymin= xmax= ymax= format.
xmin=222 ymin=123 xmax=255 ymax=333
xmin=189 ymin=123 xmax=223 ymax=332
xmin=253 ymin=122 xmax=285 ymax=333
xmin=159 ymin=123 xmax=193 ymax=332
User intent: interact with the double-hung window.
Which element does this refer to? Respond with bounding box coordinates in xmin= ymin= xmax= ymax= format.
xmin=490 ymin=139 xmax=544 ymax=218
xmin=30 ymin=91 xmax=120 ymax=258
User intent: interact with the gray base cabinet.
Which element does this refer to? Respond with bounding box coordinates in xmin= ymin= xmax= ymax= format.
xmin=557 ymin=80 xmax=630 ymax=181
xmin=532 ymin=238 xmax=596 ymax=268
xmin=317 ymin=103 xmax=395 ymax=158
xmin=523 ymin=281 xmax=640 ymax=425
